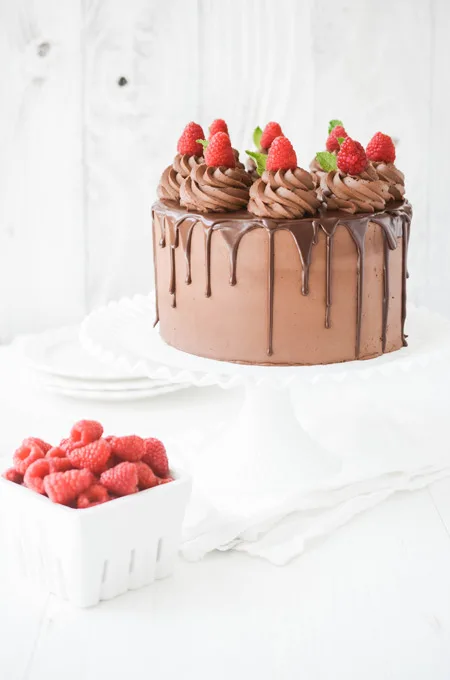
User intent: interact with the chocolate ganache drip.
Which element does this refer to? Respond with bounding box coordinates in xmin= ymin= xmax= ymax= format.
xmin=319 ymin=163 xmax=393 ymax=214
xmin=157 ymin=154 xmax=203 ymax=202
xmin=153 ymin=201 xmax=412 ymax=359
xmin=248 ymin=168 xmax=321 ymax=219
xmin=180 ymin=164 xmax=252 ymax=213
xmin=372 ymin=162 xmax=405 ymax=201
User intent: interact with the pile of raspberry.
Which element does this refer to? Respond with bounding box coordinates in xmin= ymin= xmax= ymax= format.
xmin=2 ymin=420 xmax=172 ymax=508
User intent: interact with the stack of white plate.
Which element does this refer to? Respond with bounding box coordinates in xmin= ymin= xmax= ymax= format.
xmin=19 ymin=326 xmax=190 ymax=401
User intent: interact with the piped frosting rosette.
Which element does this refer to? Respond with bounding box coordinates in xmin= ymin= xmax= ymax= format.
xmin=158 ymin=153 xmax=203 ymax=202
xmin=371 ymin=162 xmax=405 ymax=200
xmin=249 ymin=168 xmax=320 ymax=219
xmin=320 ymin=164 xmax=392 ymax=213
xmin=316 ymin=137 xmax=393 ymax=214
xmin=247 ymin=136 xmax=320 ymax=219
xmin=157 ymin=122 xmax=205 ymax=202
xmin=180 ymin=132 xmax=252 ymax=213
xmin=366 ymin=132 xmax=405 ymax=201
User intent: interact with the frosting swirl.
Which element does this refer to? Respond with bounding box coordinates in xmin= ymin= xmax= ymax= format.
xmin=233 ymin=148 xmax=246 ymax=171
xmin=248 ymin=168 xmax=320 ymax=219
xmin=309 ymin=157 xmax=327 ymax=187
xmin=180 ymin=164 xmax=252 ymax=212
xmin=319 ymin=164 xmax=392 ymax=213
xmin=157 ymin=154 xmax=203 ymax=202
xmin=372 ymin=162 xmax=405 ymax=201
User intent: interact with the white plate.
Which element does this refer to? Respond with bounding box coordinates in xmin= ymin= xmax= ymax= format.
xmin=20 ymin=325 xmax=150 ymax=382
xmin=36 ymin=373 xmax=173 ymax=392
xmin=43 ymin=382 xmax=190 ymax=401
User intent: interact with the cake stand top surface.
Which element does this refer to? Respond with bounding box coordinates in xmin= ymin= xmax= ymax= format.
xmin=80 ymin=295 xmax=450 ymax=389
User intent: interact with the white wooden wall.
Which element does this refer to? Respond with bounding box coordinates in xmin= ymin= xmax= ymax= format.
xmin=0 ymin=0 xmax=447 ymax=341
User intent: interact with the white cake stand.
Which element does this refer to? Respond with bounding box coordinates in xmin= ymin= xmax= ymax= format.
xmin=80 ymin=295 xmax=450 ymax=497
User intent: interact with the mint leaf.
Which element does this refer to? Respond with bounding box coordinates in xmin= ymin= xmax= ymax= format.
xmin=337 ymin=137 xmax=345 ymax=145
xmin=246 ymin=150 xmax=267 ymax=176
xmin=328 ymin=119 xmax=343 ymax=134
xmin=316 ymin=151 xmax=337 ymax=172
xmin=196 ymin=139 xmax=209 ymax=148
xmin=253 ymin=126 xmax=263 ymax=150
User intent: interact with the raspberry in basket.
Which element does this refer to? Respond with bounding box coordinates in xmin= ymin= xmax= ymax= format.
xmin=13 ymin=443 xmax=45 ymax=474
xmin=143 ymin=438 xmax=169 ymax=478
xmin=44 ymin=469 xmax=95 ymax=505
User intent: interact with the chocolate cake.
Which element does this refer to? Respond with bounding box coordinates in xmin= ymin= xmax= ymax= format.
xmin=152 ymin=122 xmax=412 ymax=366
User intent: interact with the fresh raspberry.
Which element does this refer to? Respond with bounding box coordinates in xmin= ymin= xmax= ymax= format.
xmin=366 ymin=132 xmax=396 ymax=164
xmin=266 ymin=136 xmax=297 ymax=172
xmin=142 ymin=438 xmax=169 ymax=478
xmin=13 ymin=443 xmax=45 ymax=474
xmin=59 ymin=437 xmax=81 ymax=454
xmin=204 ymin=132 xmax=236 ymax=168
xmin=260 ymin=122 xmax=283 ymax=151
xmin=332 ymin=125 xmax=347 ymax=139
xmin=43 ymin=469 xmax=95 ymax=505
xmin=2 ymin=468 xmax=23 ymax=484
xmin=337 ymin=137 xmax=368 ymax=175
xmin=66 ymin=438 xmax=111 ymax=473
xmin=100 ymin=462 xmax=138 ymax=497
xmin=107 ymin=435 xmax=145 ymax=462
xmin=135 ymin=461 xmax=158 ymax=490
xmin=209 ymin=119 xmax=229 ymax=138
xmin=177 ymin=122 xmax=205 ymax=157
xmin=70 ymin=420 xmax=103 ymax=446
xmin=325 ymin=133 xmax=340 ymax=152
xmin=46 ymin=447 xmax=66 ymax=459
xmin=326 ymin=126 xmax=347 ymax=151
xmin=77 ymin=484 xmax=110 ymax=509
xmin=23 ymin=437 xmax=52 ymax=454
xmin=158 ymin=476 xmax=174 ymax=485
xmin=24 ymin=459 xmax=51 ymax=494
xmin=50 ymin=458 xmax=73 ymax=472
xmin=42 ymin=448 xmax=73 ymax=472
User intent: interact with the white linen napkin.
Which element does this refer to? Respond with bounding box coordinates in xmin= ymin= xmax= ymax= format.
xmin=179 ymin=364 xmax=450 ymax=565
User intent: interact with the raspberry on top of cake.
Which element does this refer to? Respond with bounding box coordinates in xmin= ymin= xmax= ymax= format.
xmin=316 ymin=136 xmax=393 ymax=214
xmin=179 ymin=131 xmax=252 ymax=213
xmin=366 ymin=132 xmax=405 ymax=201
xmin=157 ymin=122 xmax=205 ymax=202
xmin=208 ymin=119 xmax=245 ymax=170
xmin=309 ymin=119 xmax=348 ymax=183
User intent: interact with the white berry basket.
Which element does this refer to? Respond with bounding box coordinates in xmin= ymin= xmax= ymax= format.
xmin=0 ymin=468 xmax=191 ymax=607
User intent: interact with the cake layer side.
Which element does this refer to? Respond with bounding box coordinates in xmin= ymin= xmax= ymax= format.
xmin=152 ymin=202 xmax=411 ymax=366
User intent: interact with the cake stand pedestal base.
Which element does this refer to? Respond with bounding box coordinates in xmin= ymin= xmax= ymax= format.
xmin=190 ymin=382 xmax=340 ymax=497
xmin=80 ymin=295 xmax=450 ymax=497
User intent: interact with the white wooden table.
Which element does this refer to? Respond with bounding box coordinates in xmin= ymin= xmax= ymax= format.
xmin=1 ymin=343 xmax=450 ymax=680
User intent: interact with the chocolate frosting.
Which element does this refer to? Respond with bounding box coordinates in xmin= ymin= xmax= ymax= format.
xmin=309 ymin=157 xmax=327 ymax=186
xmin=319 ymin=164 xmax=392 ymax=214
xmin=248 ymin=168 xmax=321 ymax=219
xmin=153 ymin=200 xmax=412 ymax=358
xmin=157 ymin=154 xmax=203 ymax=202
xmin=179 ymin=164 xmax=252 ymax=213
xmin=233 ymin=148 xmax=245 ymax=171
xmin=373 ymin=162 xmax=405 ymax=201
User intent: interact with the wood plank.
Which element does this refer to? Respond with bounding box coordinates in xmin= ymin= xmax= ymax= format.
xmin=84 ymin=0 xmax=199 ymax=309
xmin=198 ymin=0 xmax=314 ymax=166
xmin=0 ymin=0 xmax=86 ymax=341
